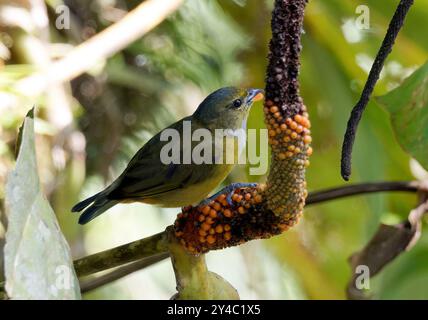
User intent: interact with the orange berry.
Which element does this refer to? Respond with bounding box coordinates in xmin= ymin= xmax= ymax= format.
xmin=224 ymin=224 xmax=231 ymax=231
xmin=304 ymin=135 xmax=312 ymax=144
xmin=294 ymin=147 xmax=301 ymax=154
xmin=207 ymin=235 xmax=216 ymax=244
xmin=199 ymin=229 xmax=207 ymax=236
xmin=307 ymin=146 xmax=313 ymax=156
xmin=286 ymin=151 xmax=294 ymax=158
xmin=238 ymin=206 xmax=245 ymax=214
xmin=294 ymin=114 xmax=303 ymax=123
xmin=280 ymin=123 xmax=287 ymax=131
xmin=285 ymin=118 xmax=292 ymax=125
xmin=209 ymin=228 xmax=215 ymax=235
xmin=223 ymin=209 xmax=232 ymax=218
xmin=254 ymin=195 xmax=263 ymax=203
xmin=244 ymin=193 xmax=251 ymax=201
xmin=209 ymin=209 xmax=218 ymax=218
xmin=269 ymin=130 xmax=276 ymax=137
xmin=296 ymin=125 xmax=303 ymax=133
xmin=303 ymin=118 xmax=310 ymax=128
xmin=224 ymin=232 xmax=232 ymax=241
xmin=290 ymin=121 xmax=298 ymax=130
xmin=215 ymin=225 xmax=224 ymax=233
xmin=198 ymin=215 xmax=205 ymax=222
xmin=212 ymin=202 xmax=221 ymax=211
xmin=270 ymin=106 xmax=279 ymax=113
xmin=199 ymin=236 xmax=206 ymax=243
xmin=201 ymin=223 xmax=211 ymax=231
xmin=288 ymin=145 xmax=295 ymax=151
xmin=201 ymin=206 xmax=210 ymax=215
xmin=291 ymin=132 xmax=298 ymax=139
xmin=232 ymin=194 xmax=239 ymax=202
xmin=217 ymin=194 xmax=226 ymax=201
xmin=273 ymin=112 xmax=281 ymax=119
xmin=279 ymin=224 xmax=289 ymax=232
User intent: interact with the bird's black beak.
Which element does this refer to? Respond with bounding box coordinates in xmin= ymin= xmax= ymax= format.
xmin=246 ymin=88 xmax=264 ymax=105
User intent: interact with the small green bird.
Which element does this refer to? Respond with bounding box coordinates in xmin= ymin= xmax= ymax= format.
xmin=72 ymin=87 xmax=263 ymax=224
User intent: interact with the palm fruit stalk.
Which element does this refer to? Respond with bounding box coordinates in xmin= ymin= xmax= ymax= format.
xmin=174 ymin=0 xmax=310 ymax=254
xmin=264 ymin=0 xmax=311 ymax=220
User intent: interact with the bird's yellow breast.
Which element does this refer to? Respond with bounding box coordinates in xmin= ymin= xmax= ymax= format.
xmin=142 ymin=135 xmax=242 ymax=207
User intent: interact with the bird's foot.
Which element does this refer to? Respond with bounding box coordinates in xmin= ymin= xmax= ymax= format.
xmin=198 ymin=183 xmax=258 ymax=207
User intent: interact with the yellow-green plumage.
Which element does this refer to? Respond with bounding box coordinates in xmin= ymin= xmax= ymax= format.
xmin=72 ymin=87 xmax=263 ymax=224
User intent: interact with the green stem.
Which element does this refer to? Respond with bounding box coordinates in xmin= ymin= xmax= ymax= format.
xmin=168 ymin=227 xmax=209 ymax=295
xmin=167 ymin=227 xmax=239 ymax=300
xmin=80 ymin=252 xmax=169 ymax=293
xmin=74 ymin=231 xmax=168 ymax=277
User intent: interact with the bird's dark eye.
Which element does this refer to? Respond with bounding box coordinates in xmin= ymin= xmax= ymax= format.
xmin=232 ymin=99 xmax=242 ymax=108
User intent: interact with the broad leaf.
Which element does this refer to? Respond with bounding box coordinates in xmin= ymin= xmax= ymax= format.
xmin=4 ymin=109 xmax=81 ymax=299
xmin=377 ymin=61 xmax=428 ymax=170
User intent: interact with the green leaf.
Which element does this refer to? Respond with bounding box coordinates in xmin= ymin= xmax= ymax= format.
xmin=377 ymin=61 xmax=428 ymax=170
xmin=4 ymin=109 xmax=81 ymax=299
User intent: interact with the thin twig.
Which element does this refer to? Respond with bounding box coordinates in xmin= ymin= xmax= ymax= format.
xmin=306 ymin=181 xmax=422 ymax=205
xmin=341 ymin=0 xmax=414 ymax=181
xmin=80 ymin=252 xmax=169 ymax=293
xmin=74 ymin=231 xmax=168 ymax=277
xmin=14 ymin=0 xmax=183 ymax=96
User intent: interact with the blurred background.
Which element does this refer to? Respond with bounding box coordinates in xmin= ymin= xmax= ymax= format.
xmin=1 ymin=0 xmax=428 ymax=299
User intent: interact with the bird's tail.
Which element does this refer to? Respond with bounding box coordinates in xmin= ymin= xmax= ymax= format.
xmin=72 ymin=192 xmax=119 ymax=225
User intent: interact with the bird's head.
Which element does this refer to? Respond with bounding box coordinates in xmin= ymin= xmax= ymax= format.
xmin=193 ymin=87 xmax=264 ymax=130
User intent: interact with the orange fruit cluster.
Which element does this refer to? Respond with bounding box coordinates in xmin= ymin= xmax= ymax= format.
xmin=174 ymin=186 xmax=265 ymax=254
xmin=264 ymin=100 xmax=312 ymax=162
xmin=263 ymin=100 xmax=311 ymax=222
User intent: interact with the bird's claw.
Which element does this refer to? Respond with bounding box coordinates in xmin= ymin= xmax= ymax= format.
xmin=198 ymin=183 xmax=257 ymax=208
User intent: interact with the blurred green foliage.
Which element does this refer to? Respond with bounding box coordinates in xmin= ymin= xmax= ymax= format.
xmin=1 ymin=0 xmax=428 ymax=299
xmin=377 ymin=62 xmax=428 ymax=172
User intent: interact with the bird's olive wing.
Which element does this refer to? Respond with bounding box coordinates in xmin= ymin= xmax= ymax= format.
xmin=107 ymin=117 xmax=217 ymax=200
